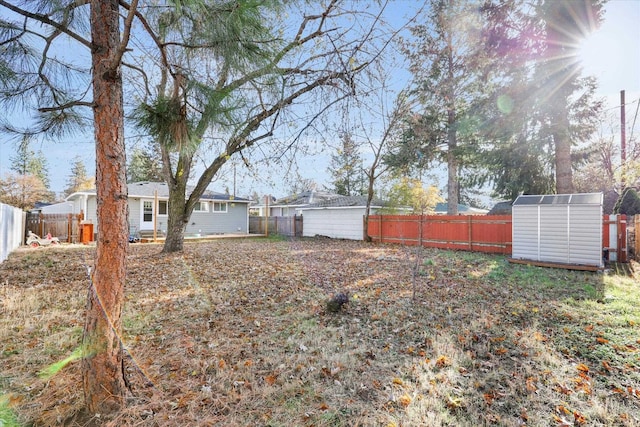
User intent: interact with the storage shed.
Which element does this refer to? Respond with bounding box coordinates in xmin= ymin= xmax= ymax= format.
xmin=511 ymin=193 xmax=603 ymax=269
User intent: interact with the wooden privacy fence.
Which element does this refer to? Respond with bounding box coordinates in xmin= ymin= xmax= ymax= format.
xmin=367 ymin=214 xmax=628 ymax=261
xmin=249 ymin=215 xmax=303 ymax=237
xmin=368 ymin=215 xmax=513 ymax=254
xmin=26 ymin=211 xmax=85 ymax=243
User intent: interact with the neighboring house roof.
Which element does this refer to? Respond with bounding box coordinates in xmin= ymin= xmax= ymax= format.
xmin=66 ymin=181 xmax=250 ymax=203
xmin=434 ymin=202 xmax=489 ymax=215
xmin=272 ymin=190 xmax=342 ymax=207
xmin=299 ymin=195 xmax=386 ymax=210
xmin=487 ymin=201 xmax=513 ymax=215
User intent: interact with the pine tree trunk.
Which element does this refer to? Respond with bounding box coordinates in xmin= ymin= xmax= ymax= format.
xmin=554 ymin=119 xmax=574 ymax=194
xmin=445 ymin=38 xmax=459 ymax=216
xmin=447 ymin=110 xmax=459 ymax=215
xmin=82 ymin=0 xmax=128 ymax=414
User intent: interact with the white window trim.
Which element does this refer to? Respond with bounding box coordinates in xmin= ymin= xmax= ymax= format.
xmin=193 ymin=201 xmax=209 ymax=212
xmin=213 ymin=202 xmax=228 ymax=213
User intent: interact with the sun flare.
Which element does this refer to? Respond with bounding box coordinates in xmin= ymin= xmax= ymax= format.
xmin=575 ymin=6 xmax=638 ymax=94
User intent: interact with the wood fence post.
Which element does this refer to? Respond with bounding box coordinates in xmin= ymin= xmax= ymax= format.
xmin=78 ymin=211 xmax=84 ymax=244
xmin=468 ymin=216 xmax=472 ymax=250
xmin=379 ymin=215 xmax=383 ymax=243
xmin=618 ymin=215 xmax=627 ymax=263
xmin=633 ymin=214 xmax=640 ymax=261
xmin=67 ymin=213 xmax=72 ymax=243
xmin=38 ymin=212 xmax=44 ymax=236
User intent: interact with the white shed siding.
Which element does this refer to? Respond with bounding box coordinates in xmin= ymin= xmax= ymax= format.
xmin=568 ymin=206 xmax=602 ymax=265
xmin=302 ymin=208 xmax=365 ymax=240
xmin=512 ymin=207 xmax=539 ymax=260
xmin=512 ymin=193 xmax=603 ymax=268
xmin=539 ymin=206 xmax=568 ymax=263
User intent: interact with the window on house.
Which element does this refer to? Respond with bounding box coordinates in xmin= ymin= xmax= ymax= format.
xmin=193 ymin=201 xmax=208 ymax=212
xmin=158 ymin=200 xmax=168 ymax=215
xmin=213 ymin=202 xmax=227 ymax=213
xmin=143 ymin=201 xmax=153 ymax=222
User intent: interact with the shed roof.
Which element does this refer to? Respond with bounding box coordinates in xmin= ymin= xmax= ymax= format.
xmin=513 ymin=193 xmax=602 ymax=206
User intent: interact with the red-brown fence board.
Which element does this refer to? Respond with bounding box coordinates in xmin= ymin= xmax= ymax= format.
xmin=368 ymin=215 xmax=513 ymax=254
xmin=602 ymin=214 xmax=627 ymax=262
xmin=368 ymin=214 xmax=625 ymax=260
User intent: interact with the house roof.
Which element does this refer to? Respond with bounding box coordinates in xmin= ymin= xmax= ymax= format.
xmin=272 ymin=190 xmax=342 ymax=207
xmin=487 ymin=201 xmax=513 ymax=215
xmin=434 ymin=202 xmax=489 ymax=215
xmin=299 ymin=195 xmax=386 ymax=210
xmin=66 ymin=181 xmax=250 ymax=203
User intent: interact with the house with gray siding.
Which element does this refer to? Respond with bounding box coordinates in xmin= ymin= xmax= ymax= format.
xmin=66 ymin=181 xmax=250 ymax=237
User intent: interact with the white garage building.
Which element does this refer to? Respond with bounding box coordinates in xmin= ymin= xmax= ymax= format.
xmin=299 ymin=196 xmax=385 ymax=240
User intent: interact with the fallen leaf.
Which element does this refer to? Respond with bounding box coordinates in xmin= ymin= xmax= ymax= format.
xmin=483 ymin=392 xmax=494 ymax=406
xmin=574 ymin=411 xmax=587 ymax=425
xmin=398 ymin=394 xmax=412 ymax=408
xmin=555 ymin=383 xmax=573 ymax=395
xmin=435 ymin=355 xmax=451 ymax=368
xmin=445 ymin=395 xmax=463 ymax=409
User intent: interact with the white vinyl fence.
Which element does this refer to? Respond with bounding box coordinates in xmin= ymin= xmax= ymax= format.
xmin=0 ymin=202 xmax=25 ymax=263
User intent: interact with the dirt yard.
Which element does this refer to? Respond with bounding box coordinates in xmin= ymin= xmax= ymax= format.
xmin=1 ymin=237 xmax=638 ymax=426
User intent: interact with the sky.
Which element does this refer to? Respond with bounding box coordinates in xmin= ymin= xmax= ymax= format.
xmin=1 ymin=0 xmax=639 ymax=201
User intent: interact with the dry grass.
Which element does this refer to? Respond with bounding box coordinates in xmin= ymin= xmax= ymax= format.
xmin=0 ymin=237 xmax=638 ymax=426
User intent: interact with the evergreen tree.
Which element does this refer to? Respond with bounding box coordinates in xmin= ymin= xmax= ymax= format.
xmin=458 ymin=0 xmax=603 ymax=199
xmin=327 ymin=132 xmax=365 ymax=196
xmin=534 ymin=0 xmax=605 ymax=194
xmin=127 ymin=143 xmax=164 ymax=183
xmin=614 ymin=187 xmax=640 ymax=215
xmin=390 ymin=0 xmax=497 ymax=214
xmin=10 ymin=136 xmax=50 ymax=189
xmin=64 ymin=156 xmax=95 ymax=197
xmin=1 ymin=0 xmax=130 ymax=412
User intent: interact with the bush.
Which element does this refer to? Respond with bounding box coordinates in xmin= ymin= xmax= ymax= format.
xmin=613 ymin=187 xmax=640 ymax=215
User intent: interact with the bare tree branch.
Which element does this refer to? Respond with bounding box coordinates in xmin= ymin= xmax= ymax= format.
xmin=112 ymin=0 xmax=138 ymax=71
